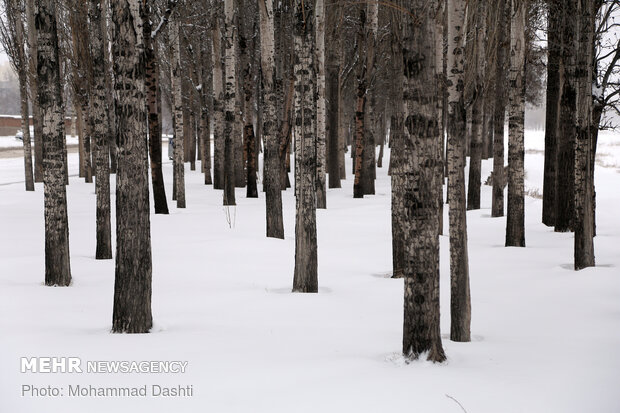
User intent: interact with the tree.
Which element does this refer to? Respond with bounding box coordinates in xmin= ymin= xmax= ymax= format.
xmin=315 ymin=0 xmax=327 ymax=208
xmin=88 ymin=0 xmax=112 ymax=259
xmin=36 ymin=0 xmax=71 ymax=286
xmin=542 ymin=0 xmax=562 ymax=226
xmin=574 ymin=0 xmax=595 ymax=270
xmin=492 ymin=0 xmax=510 ymax=218
xmin=170 ymin=15 xmax=186 ymax=208
xmin=401 ymin=0 xmax=446 ymax=362
xmin=259 ymin=0 xmax=285 ymax=239
xmin=26 ymin=0 xmax=43 ymax=182
xmin=292 ymin=0 xmax=318 ymax=293
xmin=446 ymin=0 xmax=471 ymax=342
xmin=111 ymin=0 xmax=153 ymax=333
xmin=0 ymin=0 xmax=35 ymax=191
xmin=223 ymin=0 xmax=237 ymax=206
xmin=505 ymin=0 xmax=527 ymax=247
xmin=212 ymin=6 xmax=225 ymax=190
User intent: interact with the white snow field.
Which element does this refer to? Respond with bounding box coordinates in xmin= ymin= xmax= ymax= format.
xmin=0 ymin=130 xmax=619 ymax=413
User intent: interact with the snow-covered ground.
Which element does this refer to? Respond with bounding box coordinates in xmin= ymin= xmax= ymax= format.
xmin=0 ymin=131 xmax=618 ymax=413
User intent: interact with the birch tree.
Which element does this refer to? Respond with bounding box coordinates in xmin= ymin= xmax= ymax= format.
xmin=315 ymin=0 xmax=327 ymax=208
xmin=223 ymin=0 xmax=237 ymax=206
xmin=170 ymin=16 xmax=186 ymax=208
xmin=292 ymin=0 xmax=318 ymax=293
xmin=401 ymin=0 xmax=446 ymax=362
xmin=505 ymin=0 xmax=527 ymax=247
xmin=36 ymin=0 xmax=71 ymax=286
xmin=259 ymin=0 xmax=285 ymax=239
xmin=111 ymin=0 xmax=153 ymax=333
xmin=446 ymin=0 xmax=471 ymax=342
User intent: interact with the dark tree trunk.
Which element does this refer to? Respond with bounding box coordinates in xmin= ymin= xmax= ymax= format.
xmin=259 ymin=0 xmax=285 ymax=239
xmin=36 ymin=0 xmax=72 ymax=286
xmin=170 ymin=18 xmax=186 ymax=208
xmin=111 ymin=0 xmax=153 ymax=333
xmin=327 ymin=62 xmax=341 ymax=188
xmin=26 ymin=0 xmax=43 ymax=183
xmin=145 ymin=15 xmax=169 ymax=215
xmin=89 ymin=0 xmax=112 ymax=259
xmin=223 ymin=0 xmax=237 ymax=205
xmin=492 ymin=0 xmax=510 ymax=218
xmin=542 ymin=0 xmax=562 ymax=226
xmin=212 ymin=14 xmax=225 ymax=190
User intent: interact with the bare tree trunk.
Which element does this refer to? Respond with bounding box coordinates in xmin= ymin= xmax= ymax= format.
xmin=447 ymin=0 xmax=471 ymax=342
xmin=145 ymin=10 xmax=169 ymax=215
xmin=292 ymin=0 xmax=318 ymax=293
xmin=361 ymin=1 xmax=377 ymax=196
xmin=259 ymin=0 xmax=285 ymax=239
xmin=170 ymin=17 xmax=186 ymax=208
xmin=198 ymin=39 xmax=213 ymax=185
xmin=542 ymin=0 xmax=562 ymax=226
xmin=8 ymin=0 xmax=35 ymax=191
xmin=223 ymin=0 xmax=237 ymax=205
xmin=492 ymin=0 xmax=510 ymax=218
xmin=555 ymin=3 xmax=576 ymax=233
xmin=505 ymin=0 xmax=526 ymax=247
xmin=26 ymin=0 xmax=43 ymax=182
xmin=315 ymin=0 xmax=327 ymax=207
xmin=37 ymin=0 xmax=71 ymax=286
xmin=212 ymin=13 xmax=225 ymax=190
xmin=111 ymin=0 xmax=153 ymax=333
xmin=89 ymin=0 xmax=112 ymax=259
xmin=466 ymin=0 xmax=486 ymax=211
xmin=574 ymin=0 xmax=594 ymax=270
xmin=401 ymin=0 xmax=446 ymax=363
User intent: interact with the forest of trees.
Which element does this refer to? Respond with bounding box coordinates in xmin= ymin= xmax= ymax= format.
xmin=0 ymin=0 xmax=618 ymax=360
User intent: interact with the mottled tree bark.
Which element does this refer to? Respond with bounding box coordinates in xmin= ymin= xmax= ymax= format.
xmin=212 ymin=13 xmax=225 ymax=190
xmin=292 ymin=0 xmax=318 ymax=293
xmin=170 ymin=17 xmax=186 ymax=208
xmin=259 ymin=0 xmax=285 ymax=239
xmin=492 ymin=0 xmax=510 ymax=218
xmin=111 ymin=0 xmax=153 ymax=333
xmin=505 ymin=0 xmax=526 ymax=247
xmin=542 ymin=0 xmax=562 ymax=226
xmin=223 ymin=0 xmax=237 ymax=205
xmin=36 ymin=0 xmax=72 ymax=286
xmin=574 ymin=0 xmax=595 ymax=270
xmin=315 ymin=0 xmax=327 ymax=207
xmin=446 ymin=0 xmax=471 ymax=342
xmin=401 ymin=0 xmax=446 ymax=363
xmin=89 ymin=0 xmax=112 ymax=259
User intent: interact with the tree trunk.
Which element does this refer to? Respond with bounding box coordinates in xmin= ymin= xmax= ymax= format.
xmin=573 ymin=0 xmax=595 ymax=270
xmin=555 ymin=3 xmax=576 ymax=233
xmin=145 ymin=14 xmax=169 ymax=215
xmin=26 ymin=0 xmax=43 ymax=183
xmin=492 ymin=0 xmax=510 ymax=218
xmin=446 ymin=0 xmax=471 ymax=342
xmin=259 ymin=0 xmax=285 ymax=239
xmin=111 ymin=0 xmax=153 ymax=334
xmin=36 ymin=0 xmax=72 ymax=286
xmin=223 ymin=0 xmax=237 ymax=205
xmin=401 ymin=0 xmax=446 ymax=363
xmin=212 ymin=14 xmax=225 ymax=190
xmin=542 ymin=0 xmax=562 ymax=226
xmin=170 ymin=18 xmax=186 ymax=208
xmin=292 ymin=0 xmax=318 ymax=293
xmin=89 ymin=0 xmax=112 ymax=259
xmin=361 ymin=1 xmax=377 ymax=196
xmin=505 ymin=0 xmax=526 ymax=247
xmin=11 ymin=0 xmax=35 ymax=191
xmin=315 ymin=0 xmax=327 ymax=207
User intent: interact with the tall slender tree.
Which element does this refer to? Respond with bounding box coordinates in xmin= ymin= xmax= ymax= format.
xmin=259 ymin=0 xmax=285 ymax=239
xmin=223 ymin=0 xmax=237 ymax=206
xmin=36 ymin=0 xmax=71 ymax=286
xmin=446 ymin=0 xmax=471 ymax=342
xmin=170 ymin=16 xmax=186 ymax=208
xmin=292 ymin=0 xmax=318 ymax=293
xmin=505 ymin=0 xmax=526 ymax=247
xmin=315 ymin=0 xmax=327 ymax=208
xmin=401 ymin=0 xmax=446 ymax=362
xmin=88 ymin=0 xmax=112 ymax=259
xmin=111 ymin=0 xmax=153 ymax=333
